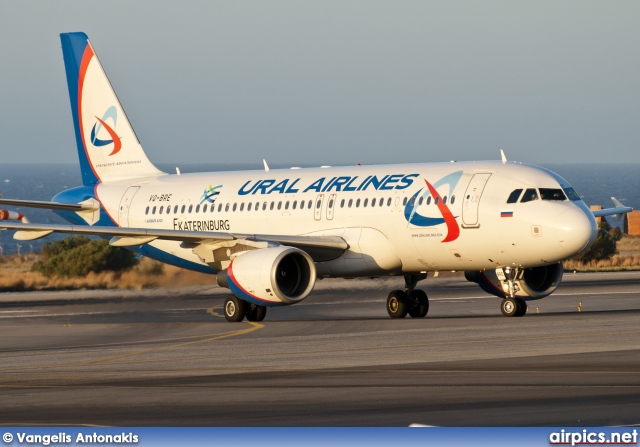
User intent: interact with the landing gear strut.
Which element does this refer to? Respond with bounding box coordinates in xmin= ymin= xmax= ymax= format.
xmin=386 ymin=274 xmax=429 ymax=319
xmin=498 ymin=267 xmax=527 ymax=317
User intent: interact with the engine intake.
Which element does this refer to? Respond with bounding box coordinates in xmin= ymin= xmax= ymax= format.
xmin=465 ymin=263 xmax=564 ymax=300
xmin=217 ymin=246 xmax=316 ymax=305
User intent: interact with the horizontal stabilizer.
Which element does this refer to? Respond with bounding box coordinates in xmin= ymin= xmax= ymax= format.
xmin=0 ymin=198 xmax=99 ymax=212
xmin=591 ymin=197 xmax=632 ymax=221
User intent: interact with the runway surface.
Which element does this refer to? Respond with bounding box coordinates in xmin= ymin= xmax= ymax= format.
xmin=1 ymin=271 xmax=640 ymax=426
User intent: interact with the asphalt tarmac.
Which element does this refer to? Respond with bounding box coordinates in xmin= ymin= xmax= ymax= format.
xmin=1 ymin=271 xmax=639 ymax=426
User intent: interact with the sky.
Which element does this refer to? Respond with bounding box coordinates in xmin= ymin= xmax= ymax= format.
xmin=0 ymin=1 xmax=639 ymax=168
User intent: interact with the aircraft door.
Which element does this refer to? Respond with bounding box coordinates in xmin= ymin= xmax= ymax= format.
xmin=118 ymin=186 xmax=140 ymax=227
xmin=314 ymin=194 xmax=325 ymax=221
xmin=461 ymin=173 xmax=491 ymax=227
xmin=326 ymin=194 xmax=336 ymax=220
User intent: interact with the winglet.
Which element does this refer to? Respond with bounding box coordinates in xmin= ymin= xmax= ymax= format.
xmin=263 ymin=159 xmax=270 ymax=172
xmin=591 ymin=197 xmax=633 ymax=221
xmin=500 ymin=149 xmax=507 ymax=164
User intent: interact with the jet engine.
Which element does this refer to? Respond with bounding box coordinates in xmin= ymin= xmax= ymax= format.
xmin=217 ymin=246 xmax=316 ymax=305
xmin=465 ymin=263 xmax=564 ymax=300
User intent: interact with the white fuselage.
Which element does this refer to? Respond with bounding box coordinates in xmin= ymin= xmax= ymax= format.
xmin=86 ymin=160 xmax=596 ymax=277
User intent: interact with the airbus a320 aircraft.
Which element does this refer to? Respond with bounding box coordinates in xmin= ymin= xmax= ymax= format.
xmin=1 ymin=33 xmax=631 ymax=322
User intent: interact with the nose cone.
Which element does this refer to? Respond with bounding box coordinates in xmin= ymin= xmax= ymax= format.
xmin=555 ymin=207 xmax=598 ymax=257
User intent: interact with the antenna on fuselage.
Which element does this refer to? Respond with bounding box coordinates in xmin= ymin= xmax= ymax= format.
xmin=263 ymin=159 xmax=270 ymax=172
xmin=500 ymin=149 xmax=507 ymax=164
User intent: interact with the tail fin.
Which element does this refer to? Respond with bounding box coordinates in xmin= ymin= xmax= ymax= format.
xmin=60 ymin=32 xmax=164 ymax=185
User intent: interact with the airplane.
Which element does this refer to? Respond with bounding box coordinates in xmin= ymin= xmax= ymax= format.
xmin=0 ymin=32 xmax=632 ymax=322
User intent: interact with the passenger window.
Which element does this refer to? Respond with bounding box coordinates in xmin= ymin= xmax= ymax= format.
xmin=232 ymin=203 xmax=237 ymax=211
xmin=363 ymin=198 xmax=368 ymax=207
xmin=316 ymin=200 xmax=321 ymax=209
xmin=520 ymin=188 xmax=539 ymax=203
xmin=403 ymin=197 xmax=408 ymax=206
xmin=145 ymin=206 xmax=149 ymax=215
xmin=418 ymin=197 xmax=423 ymax=205
xmin=174 ymin=205 xmax=179 ymax=213
xmin=195 ymin=204 xmax=200 ymax=213
xmin=292 ymin=201 xmax=297 ymax=210
xmin=451 ymin=195 xmax=456 ymax=204
xmin=202 ymin=204 xmax=208 ymax=212
xmin=152 ymin=206 xmax=156 ymax=214
xmin=225 ymin=203 xmax=229 ymax=212
xmin=410 ymin=197 xmax=416 ymax=206
xmin=159 ymin=206 xmax=163 ymax=214
xmin=356 ymin=199 xmax=361 ymax=207
xmin=219 ymin=203 xmax=223 ymax=212
xmin=285 ymin=201 xmax=289 ymax=210
xmin=247 ymin=203 xmax=252 ymax=211
xmin=348 ymin=199 xmax=353 ymax=208
xmin=435 ymin=197 xmax=439 ymax=205
xmin=262 ymin=202 xmax=267 ymax=211
xmin=380 ymin=198 xmax=384 ymax=207
xmin=443 ymin=196 xmax=447 ymax=205
xmin=427 ymin=197 xmax=431 ymax=205
xmin=270 ymin=202 xmax=275 ymax=210
xmin=300 ymin=201 xmax=305 ymax=210
xmin=255 ymin=202 xmax=259 ymax=211
xmin=387 ymin=198 xmax=392 ymax=206
xmin=539 ymin=188 xmax=566 ymax=201
xmin=308 ymin=200 xmax=313 ymax=209
xmin=328 ymin=199 xmax=334 ymax=208
xmin=340 ymin=199 xmax=345 ymax=208
xmin=181 ymin=205 xmax=186 ymax=213
xmin=507 ymin=189 xmax=523 ymax=204
xmin=239 ymin=203 xmax=244 ymax=211
xmin=188 ymin=205 xmax=193 ymax=213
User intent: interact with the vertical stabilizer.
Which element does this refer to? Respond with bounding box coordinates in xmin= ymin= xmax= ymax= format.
xmin=60 ymin=32 xmax=164 ymax=185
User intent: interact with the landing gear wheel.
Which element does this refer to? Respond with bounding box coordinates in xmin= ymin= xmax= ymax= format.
xmin=500 ymin=297 xmax=520 ymax=317
xmin=224 ymin=296 xmax=246 ymax=322
xmin=515 ymin=297 xmax=527 ymax=317
xmin=246 ymin=304 xmax=267 ymax=322
xmin=387 ymin=290 xmax=409 ymax=318
xmin=408 ymin=289 xmax=429 ymax=318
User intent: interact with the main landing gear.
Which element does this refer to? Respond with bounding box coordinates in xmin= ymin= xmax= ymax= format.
xmin=387 ymin=274 xmax=429 ymax=319
xmin=499 ymin=267 xmax=527 ymax=317
xmin=223 ymin=296 xmax=267 ymax=322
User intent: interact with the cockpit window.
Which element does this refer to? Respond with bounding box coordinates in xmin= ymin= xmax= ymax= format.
xmin=539 ymin=188 xmax=566 ymax=201
xmin=506 ymin=189 xmax=523 ymax=204
xmin=520 ymin=188 xmax=539 ymax=203
xmin=563 ymin=187 xmax=581 ymax=201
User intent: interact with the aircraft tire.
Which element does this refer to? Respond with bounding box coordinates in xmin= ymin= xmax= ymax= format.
xmin=224 ymin=296 xmax=246 ymax=322
xmin=387 ymin=290 xmax=409 ymax=319
xmin=246 ymin=304 xmax=267 ymax=322
xmin=500 ymin=297 xmax=519 ymax=317
xmin=515 ymin=298 xmax=527 ymax=317
xmin=408 ymin=290 xmax=429 ymax=318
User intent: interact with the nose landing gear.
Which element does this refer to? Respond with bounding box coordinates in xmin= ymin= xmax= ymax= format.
xmin=498 ymin=267 xmax=527 ymax=317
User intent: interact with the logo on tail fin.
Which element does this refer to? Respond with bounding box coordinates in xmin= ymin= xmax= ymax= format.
xmin=90 ymin=106 xmax=122 ymax=156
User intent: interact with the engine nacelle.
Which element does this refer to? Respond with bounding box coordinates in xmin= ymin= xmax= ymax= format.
xmin=465 ymin=263 xmax=564 ymax=300
xmin=217 ymin=246 xmax=316 ymax=306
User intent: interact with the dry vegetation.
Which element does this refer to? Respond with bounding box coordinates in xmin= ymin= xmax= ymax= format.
xmin=0 ymin=255 xmax=214 ymax=292
xmin=563 ymin=234 xmax=640 ymax=272
xmin=2 ymin=235 xmax=640 ymax=291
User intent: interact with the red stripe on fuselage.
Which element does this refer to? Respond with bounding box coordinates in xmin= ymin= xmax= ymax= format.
xmin=424 ymin=179 xmax=460 ymax=242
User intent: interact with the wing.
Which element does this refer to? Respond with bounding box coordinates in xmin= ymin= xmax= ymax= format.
xmin=0 ymin=222 xmax=348 ymax=262
xmin=0 ymin=198 xmax=99 ymax=212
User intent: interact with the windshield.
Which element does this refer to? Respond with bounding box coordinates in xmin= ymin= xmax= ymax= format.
xmin=563 ymin=187 xmax=581 ymax=201
xmin=539 ymin=188 xmax=567 ymax=201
